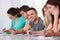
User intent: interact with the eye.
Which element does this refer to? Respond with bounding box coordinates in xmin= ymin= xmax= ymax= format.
xmin=48 ymin=6 xmax=52 ymax=9
xmin=31 ymin=13 xmax=33 ymax=15
xmin=21 ymin=13 xmax=24 ymax=15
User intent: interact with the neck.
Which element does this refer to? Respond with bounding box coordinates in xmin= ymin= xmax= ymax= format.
xmin=34 ymin=17 xmax=39 ymax=24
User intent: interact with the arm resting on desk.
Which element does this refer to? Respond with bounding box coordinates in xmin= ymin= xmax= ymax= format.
xmin=15 ymin=25 xmax=31 ymax=34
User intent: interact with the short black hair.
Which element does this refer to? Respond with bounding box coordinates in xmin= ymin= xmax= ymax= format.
xmin=19 ymin=5 xmax=30 ymax=13
xmin=7 ymin=7 xmax=21 ymax=17
xmin=27 ymin=7 xmax=37 ymax=14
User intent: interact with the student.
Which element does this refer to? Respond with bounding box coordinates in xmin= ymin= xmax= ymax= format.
xmin=19 ymin=5 xmax=30 ymax=26
xmin=46 ymin=0 xmax=60 ymax=36
xmin=19 ymin=5 xmax=31 ymax=32
xmin=3 ymin=7 xmax=26 ymax=34
xmin=42 ymin=5 xmax=51 ymax=28
xmin=27 ymin=8 xmax=45 ymax=31
xmin=42 ymin=5 xmax=55 ymax=36
xmin=46 ymin=0 xmax=60 ymax=32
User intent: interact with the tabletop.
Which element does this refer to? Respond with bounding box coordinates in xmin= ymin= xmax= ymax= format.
xmin=0 ymin=34 xmax=60 ymax=40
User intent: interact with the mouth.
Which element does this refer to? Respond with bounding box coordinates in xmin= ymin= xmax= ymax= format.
xmin=30 ymin=17 xmax=34 ymax=21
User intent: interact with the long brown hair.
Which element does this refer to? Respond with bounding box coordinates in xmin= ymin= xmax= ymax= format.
xmin=46 ymin=0 xmax=60 ymax=24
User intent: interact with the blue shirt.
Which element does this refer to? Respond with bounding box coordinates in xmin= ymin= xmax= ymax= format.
xmin=11 ymin=16 xmax=26 ymax=30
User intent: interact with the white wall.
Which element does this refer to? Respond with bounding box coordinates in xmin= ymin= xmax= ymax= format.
xmin=35 ymin=0 xmax=47 ymax=19
xmin=0 ymin=0 xmax=11 ymax=29
xmin=11 ymin=0 xmax=35 ymax=8
xmin=0 ymin=0 xmax=47 ymax=29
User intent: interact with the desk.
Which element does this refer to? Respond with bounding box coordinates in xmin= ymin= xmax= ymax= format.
xmin=38 ymin=36 xmax=60 ymax=40
xmin=0 ymin=34 xmax=60 ymax=40
xmin=0 ymin=34 xmax=38 ymax=40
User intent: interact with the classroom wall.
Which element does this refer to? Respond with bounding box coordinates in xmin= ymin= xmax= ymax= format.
xmin=0 ymin=0 xmax=11 ymax=29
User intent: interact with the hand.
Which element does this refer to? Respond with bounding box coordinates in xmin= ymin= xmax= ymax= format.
xmin=2 ymin=29 xmax=8 ymax=32
xmin=2 ymin=29 xmax=7 ymax=32
xmin=26 ymin=30 xmax=29 ymax=34
xmin=27 ymin=30 xmax=33 ymax=34
xmin=46 ymin=30 xmax=55 ymax=36
xmin=52 ymin=6 xmax=59 ymax=17
xmin=9 ymin=29 xmax=16 ymax=34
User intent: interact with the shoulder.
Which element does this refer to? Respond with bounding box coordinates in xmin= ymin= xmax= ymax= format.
xmin=38 ymin=17 xmax=43 ymax=23
xmin=11 ymin=20 xmax=14 ymax=23
xmin=18 ymin=16 xmax=24 ymax=20
xmin=18 ymin=16 xmax=26 ymax=21
xmin=29 ymin=21 xmax=34 ymax=26
xmin=38 ymin=17 xmax=43 ymax=21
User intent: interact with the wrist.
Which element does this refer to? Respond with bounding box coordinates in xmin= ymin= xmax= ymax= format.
xmin=44 ymin=28 xmax=46 ymax=33
xmin=54 ymin=16 xmax=58 ymax=19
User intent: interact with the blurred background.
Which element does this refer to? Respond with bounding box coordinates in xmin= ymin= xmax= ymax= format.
xmin=0 ymin=0 xmax=47 ymax=29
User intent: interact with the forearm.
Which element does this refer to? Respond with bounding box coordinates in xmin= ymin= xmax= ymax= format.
xmin=55 ymin=32 xmax=60 ymax=36
xmin=2 ymin=29 xmax=10 ymax=32
xmin=16 ymin=29 xmax=26 ymax=34
xmin=15 ymin=25 xmax=31 ymax=34
xmin=31 ymin=31 xmax=41 ymax=34
xmin=30 ymin=30 xmax=44 ymax=35
xmin=54 ymin=15 xmax=58 ymax=32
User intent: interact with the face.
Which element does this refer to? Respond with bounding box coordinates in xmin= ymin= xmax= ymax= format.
xmin=47 ymin=4 xmax=56 ymax=15
xmin=44 ymin=8 xmax=50 ymax=16
xmin=7 ymin=14 xmax=16 ymax=20
xmin=20 ymin=11 xmax=28 ymax=19
xmin=59 ymin=19 xmax=60 ymax=23
xmin=27 ymin=10 xmax=38 ymax=22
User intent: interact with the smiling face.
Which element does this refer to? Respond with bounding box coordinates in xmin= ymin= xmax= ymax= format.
xmin=27 ymin=10 xmax=38 ymax=22
xmin=47 ymin=4 xmax=57 ymax=15
xmin=20 ymin=11 xmax=28 ymax=19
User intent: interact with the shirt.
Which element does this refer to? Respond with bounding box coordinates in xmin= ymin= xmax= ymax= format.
xmin=29 ymin=17 xmax=45 ymax=31
xmin=11 ymin=16 xmax=26 ymax=30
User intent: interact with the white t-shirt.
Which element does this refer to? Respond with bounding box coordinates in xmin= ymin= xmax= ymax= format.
xmin=24 ymin=19 xmax=30 ymax=26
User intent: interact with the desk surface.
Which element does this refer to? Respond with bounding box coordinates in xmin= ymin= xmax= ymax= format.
xmin=0 ymin=34 xmax=38 ymax=40
xmin=0 ymin=34 xmax=60 ymax=40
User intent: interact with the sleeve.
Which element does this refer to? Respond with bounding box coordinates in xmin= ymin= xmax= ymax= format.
xmin=10 ymin=20 xmax=13 ymax=29
xmin=15 ymin=17 xmax=26 ymax=30
xmin=24 ymin=19 xmax=30 ymax=26
xmin=29 ymin=21 xmax=32 ymax=27
xmin=40 ymin=19 xmax=45 ymax=30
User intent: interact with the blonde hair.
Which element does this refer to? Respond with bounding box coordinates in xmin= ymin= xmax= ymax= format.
xmin=42 ymin=5 xmax=52 ymax=28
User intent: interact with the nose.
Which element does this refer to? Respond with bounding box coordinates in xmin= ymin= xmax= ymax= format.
xmin=48 ymin=8 xmax=51 ymax=11
xmin=28 ymin=15 xmax=32 ymax=19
